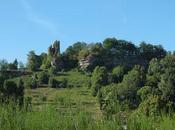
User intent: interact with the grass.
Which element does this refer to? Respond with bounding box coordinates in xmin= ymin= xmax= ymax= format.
xmin=54 ymin=70 xmax=91 ymax=88
xmin=2 ymin=70 xmax=175 ymax=130
xmin=25 ymin=87 xmax=101 ymax=118
xmin=0 ymin=103 xmax=121 ymax=130
xmin=1 ymin=103 xmax=175 ymax=130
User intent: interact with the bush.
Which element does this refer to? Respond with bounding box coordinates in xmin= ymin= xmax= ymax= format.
xmin=59 ymin=78 xmax=68 ymax=88
xmin=91 ymin=66 xmax=108 ymax=97
xmin=38 ymin=71 xmax=49 ymax=84
xmin=25 ymin=77 xmax=38 ymax=89
xmin=112 ymin=66 xmax=127 ymax=83
xmin=17 ymin=79 xmax=24 ymax=106
xmin=49 ymin=78 xmax=59 ymax=88
xmin=0 ymin=75 xmax=5 ymax=90
xmin=48 ymin=67 xmax=57 ymax=75
xmin=2 ymin=80 xmax=24 ymax=105
xmin=3 ymin=80 xmax=17 ymax=97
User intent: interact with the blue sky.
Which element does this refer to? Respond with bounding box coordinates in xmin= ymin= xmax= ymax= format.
xmin=0 ymin=0 xmax=175 ymax=63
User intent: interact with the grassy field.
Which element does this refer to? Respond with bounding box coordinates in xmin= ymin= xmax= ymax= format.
xmin=25 ymin=87 xmax=102 ymax=119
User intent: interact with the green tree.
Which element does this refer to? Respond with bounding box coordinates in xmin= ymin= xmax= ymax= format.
xmin=0 ymin=59 xmax=8 ymax=70
xmin=27 ymin=51 xmax=41 ymax=71
xmin=146 ymin=58 xmax=162 ymax=89
xmin=139 ymin=42 xmax=166 ymax=61
xmin=91 ymin=66 xmax=108 ymax=96
xmin=112 ymin=66 xmax=127 ymax=83
xmin=8 ymin=59 xmax=18 ymax=70
xmin=114 ymin=65 xmax=146 ymax=109
xmin=64 ymin=42 xmax=87 ymax=69
xmin=103 ymin=37 xmax=118 ymax=50
xmin=158 ymin=68 xmax=175 ymax=110
xmin=65 ymin=42 xmax=87 ymax=59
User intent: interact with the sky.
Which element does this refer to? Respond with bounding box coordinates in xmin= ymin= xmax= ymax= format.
xmin=0 ymin=0 xmax=175 ymax=63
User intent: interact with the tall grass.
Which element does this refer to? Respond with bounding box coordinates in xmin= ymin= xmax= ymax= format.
xmin=0 ymin=104 xmax=118 ymax=130
xmin=1 ymin=104 xmax=175 ymax=130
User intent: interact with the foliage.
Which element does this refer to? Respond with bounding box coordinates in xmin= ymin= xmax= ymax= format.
xmin=38 ymin=71 xmax=49 ymax=84
xmin=25 ymin=76 xmax=38 ymax=89
xmin=91 ymin=66 xmax=108 ymax=96
xmin=139 ymin=42 xmax=166 ymax=61
xmin=48 ymin=67 xmax=57 ymax=75
xmin=49 ymin=77 xmax=59 ymax=88
xmin=1 ymin=79 xmax=24 ymax=105
xmin=8 ymin=59 xmax=18 ymax=70
xmin=0 ymin=59 xmax=8 ymax=70
xmin=0 ymin=38 xmax=174 ymax=128
xmin=112 ymin=65 xmax=128 ymax=83
xmin=27 ymin=51 xmax=41 ymax=71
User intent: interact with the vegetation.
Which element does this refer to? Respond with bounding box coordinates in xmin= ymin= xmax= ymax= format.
xmin=1 ymin=38 xmax=175 ymax=129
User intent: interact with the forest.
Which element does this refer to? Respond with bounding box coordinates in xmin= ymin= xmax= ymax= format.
xmin=1 ymin=37 xmax=175 ymax=130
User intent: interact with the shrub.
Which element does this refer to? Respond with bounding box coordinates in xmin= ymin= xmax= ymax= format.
xmin=48 ymin=67 xmax=57 ymax=75
xmin=0 ymin=75 xmax=5 ymax=91
xmin=49 ymin=78 xmax=59 ymax=88
xmin=17 ymin=79 xmax=24 ymax=106
xmin=2 ymin=80 xmax=24 ymax=106
xmin=112 ymin=65 xmax=127 ymax=83
xmin=3 ymin=80 xmax=17 ymax=97
xmin=38 ymin=71 xmax=49 ymax=84
xmin=59 ymin=78 xmax=68 ymax=88
xmin=25 ymin=77 xmax=38 ymax=89
xmin=91 ymin=66 xmax=108 ymax=96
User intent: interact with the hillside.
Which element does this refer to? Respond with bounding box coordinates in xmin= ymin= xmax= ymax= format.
xmin=1 ymin=39 xmax=175 ymax=130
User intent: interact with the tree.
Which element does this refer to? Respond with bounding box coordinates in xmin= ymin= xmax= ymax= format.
xmin=91 ymin=66 xmax=108 ymax=96
xmin=158 ymin=68 xmax=175 ymax=109
xmin=139 ymin=42 xmax=166 ymax=61
xmin=27 ymin=51 xmax=41 ymax=71
xmin=13 ymin=59 xmax=18 ymax=70
xmin=64 ymin=42 xmax=87 ymax=69
xmin=114 ymin=65 xmax=146 ymax=109
xmin=136 ymin=55 xmax=175 ymax=115
xmin=65 ymin=42 xmax=87 ymax=59
xmin=160 ymin=55 xmax=175 ymax=72
xmin=0 ymin=59 xmax=8 ymax=70
xmin=40 ymin=53 xmax=48 ymax=68
xmin=78 ymin=49 xmax=90 ymax=60
xmin=103 ymin=38 xmax=137 ymax=57
xmin=8 ymin=59 xmax=18 ymax=70
xmin=112 ymin=66 xmax=128 ymax=83
xmin=146 ymin=58 xmax=162 ymax=89
xmin=87 ymin=43 xmax=106 ymax=70
xmin=103 ymin=37 xmax=118 ymax=50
